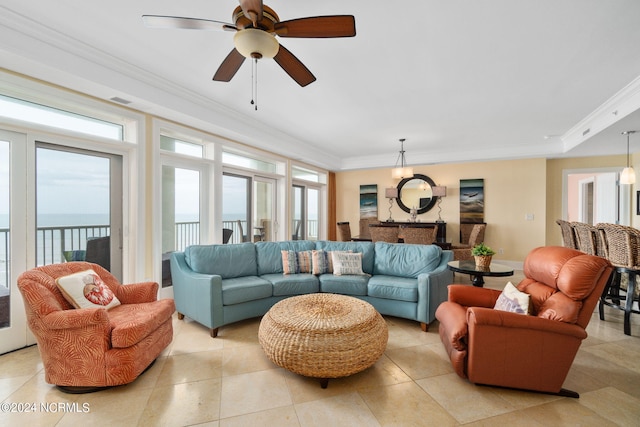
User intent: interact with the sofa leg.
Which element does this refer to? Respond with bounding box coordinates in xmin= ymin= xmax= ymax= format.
xmin=177 ymin=312 xmax=184 ymax=320
xmin=420 ymin=322 xmax=429 ymax=332
xmin=211 ymin=328 xmax=219 ymax=338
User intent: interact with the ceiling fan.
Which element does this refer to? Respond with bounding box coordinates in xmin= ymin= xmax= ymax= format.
xmin=142 ymin=0 xmax=356 ymax=87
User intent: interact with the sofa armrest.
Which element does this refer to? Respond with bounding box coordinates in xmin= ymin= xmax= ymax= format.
xmin=416 ymin=250 xmax=454 ymax=324
xmin=116 ymin=281 xmax=159 ymax=304
xmin=170 ymin=252 xmax=224 ymax=329
xmin=44 ymin=307 xmax=110 ymax=331
xmin=448 ymin=285 xmax=501 ymax=308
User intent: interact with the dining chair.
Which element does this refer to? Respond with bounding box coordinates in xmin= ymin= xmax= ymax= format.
xmin=369 ymin=224 xmax=399 ymax=243
xmin=400 ymin=225 xmax=437 ymax=245
xmin=555 ymin=219 xmax=578 ymax=250
xmin=572 ymin=222 xmax=598 ymax=255
xmin=597 ymin=223 xmax=640 ymax=335
xmin=452 ymin=224 xmax=486 ymax=261
xmin=359 ymin=218 xmax=379 ymax=240
xmin=336 ymin=222 xmax=352 ymax=241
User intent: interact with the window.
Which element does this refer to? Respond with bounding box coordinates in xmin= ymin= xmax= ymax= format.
xmin=223 ymin=150 xmax=280 ymax=174
xmin=160 ymin=135 xmax=204 ymax=158
xmin=292 ymin=165 xmax=326 ymax=184
xmin=0 ymin=94 xmax=124 ymax=140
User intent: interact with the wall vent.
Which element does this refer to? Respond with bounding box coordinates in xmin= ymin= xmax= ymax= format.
xmin=109 ymin=96 xmax=131 ymax=105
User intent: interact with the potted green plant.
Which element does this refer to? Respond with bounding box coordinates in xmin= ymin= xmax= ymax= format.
xmin=471 ymin=242 xmax=496 ymax=268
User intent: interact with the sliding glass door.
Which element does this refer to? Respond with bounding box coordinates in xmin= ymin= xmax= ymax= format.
xmin=0 ymin=129 xmax=28 ymax=353
xmin=36 ymin=143 xmax=123 ymax=280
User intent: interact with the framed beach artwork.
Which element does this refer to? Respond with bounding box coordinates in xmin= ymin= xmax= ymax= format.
xmin=359 ymin=184 xmax=378 ymax=218
xmin=459 ymin=179 xmax=484 ymax=223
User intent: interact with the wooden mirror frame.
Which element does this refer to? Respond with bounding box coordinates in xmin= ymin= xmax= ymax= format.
xmin=396 ymin=174 xmax=438 ymax=214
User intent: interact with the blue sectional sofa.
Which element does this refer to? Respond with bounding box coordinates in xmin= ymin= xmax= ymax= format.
xmin=170 ymin=240 xmax=453 ymax=337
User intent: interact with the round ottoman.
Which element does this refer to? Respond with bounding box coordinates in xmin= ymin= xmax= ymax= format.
xmin=258 ymin=293 xmax=388 ymax=388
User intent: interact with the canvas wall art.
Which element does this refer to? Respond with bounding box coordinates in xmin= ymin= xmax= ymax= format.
xmin=359 ymin=184 xmax=378 ymax=218
xmin=460 ymin=179 xmax=484 ymax=223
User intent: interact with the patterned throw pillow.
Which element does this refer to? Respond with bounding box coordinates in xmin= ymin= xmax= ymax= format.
xmin=311 ymin=250 xmax=332 ymax=274
xmin=493 ymin=282 xmax=530 ymax=315
xmin=55 ymin=269 xmax=121 ymax=310
xmin=331 ymin=252 xmax=365 ymax=276
xmin=296 ymin=250 xmax=313 ymax=273
xmin=312 ymin=250 xmax=354 ymax=274
xmin=281 ymin=250 xmax=298 ymax=274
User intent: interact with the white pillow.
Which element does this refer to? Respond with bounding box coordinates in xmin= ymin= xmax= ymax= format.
xmin=331 ymin=252 xmax=365 ymax=276
xmin=493 ymin=282 xmax=530 ymax=315
xmin=56 ymin=269 xmax=121 ymax=310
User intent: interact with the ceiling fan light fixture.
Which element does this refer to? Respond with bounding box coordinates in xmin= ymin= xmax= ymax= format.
xmin=234 ymin=28 xmax=279 ymax=59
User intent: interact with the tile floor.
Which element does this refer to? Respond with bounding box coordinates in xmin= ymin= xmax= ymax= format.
xmin=1 ymin=272 xmax=639 ymax=426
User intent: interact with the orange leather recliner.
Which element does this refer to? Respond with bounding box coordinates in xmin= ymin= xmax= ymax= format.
xmin=17 ymin=262 xmax=175 ymax=392
xmin=435 ymin=246 xmax=613 ymax=397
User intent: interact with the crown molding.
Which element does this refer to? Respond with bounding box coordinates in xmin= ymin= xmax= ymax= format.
xmin=561 ymin=74 xmax=640 ymax=152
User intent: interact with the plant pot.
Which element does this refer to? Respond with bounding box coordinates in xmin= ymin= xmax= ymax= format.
xmin=474 ymin=255 xmax=492 ymax=269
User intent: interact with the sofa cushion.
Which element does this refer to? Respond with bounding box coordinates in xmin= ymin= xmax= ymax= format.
xmin=256 ymin=241 xmax=316 ymax=275
xmin=316 ymin=241 xmax=375 ymax=274
xmin=185 ymin=243 xmax=257 ymax=279
xmin=261 ymin=273 xmax=319 ymax=296
xmin=108 ymin=299 xmax=175 ymax=348
xmin=373 ymin=242 xmax=442 ymax=278
xmin=319 ymin=274 xmax=369 ymax=295
xmin=221 ymin=276 xmax=273 ymax=305
xmin=281 ymin=250 xmax=313 ymax=274
xmin=368 ymin=275 xmax=418 ymax=302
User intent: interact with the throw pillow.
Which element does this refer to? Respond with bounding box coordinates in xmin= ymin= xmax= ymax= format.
xmin=311 ymin=250 xmax=352 ymax=274
xmin=56 ymin=269 xmax=121 ymax=310
xmin=493 ymin=282 xmax=530 ymax=315
xmin=311 ymin=249 xmax=332 ymax=274
xmin=332 ymin=251 xmax=365 ymax=276
xmin=296 ymin=250 xmax=313 ymax=273
xmin=281 ymin=250 xmax=298 ymax=274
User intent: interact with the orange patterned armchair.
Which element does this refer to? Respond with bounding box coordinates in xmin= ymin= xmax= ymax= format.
xmin=17 ymin=262 xmax=175 ymax=392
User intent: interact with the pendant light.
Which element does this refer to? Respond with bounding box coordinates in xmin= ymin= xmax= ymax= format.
xmin=391 ymin=139 xmax=414 ymax=180
xmin=620 ymin=131 xmax=636 ymax=185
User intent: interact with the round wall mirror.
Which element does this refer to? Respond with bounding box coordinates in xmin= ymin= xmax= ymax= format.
xmin=396 ymin=174 xmax=438 ymax=214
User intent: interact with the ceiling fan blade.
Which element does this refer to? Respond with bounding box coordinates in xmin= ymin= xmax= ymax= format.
xmin=274 ymin=16 xmax=356 ymax=38
xmin=142 ymin=15 xmax=236 ymax=31
xmin=273 ymin=45 xmax=316 ymax=87
xmin=239 ymin=0 xmax=264 ymax=27
xmin=213 ymin=49 xmax=246 ymax=82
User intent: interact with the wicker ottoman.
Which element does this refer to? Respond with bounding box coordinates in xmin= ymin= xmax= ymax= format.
xmin=258 ymin=293 xmax=388 ymax=388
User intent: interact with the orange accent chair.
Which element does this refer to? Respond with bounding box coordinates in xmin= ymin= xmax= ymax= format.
xmin=17 ymin=262 xmax=175 ymax=392
xmin=435 ymin=246 xmax=612 ymax=397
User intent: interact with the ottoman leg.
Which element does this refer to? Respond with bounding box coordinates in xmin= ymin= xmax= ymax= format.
xmin=320 ymin=379 xmax=329 ymax=389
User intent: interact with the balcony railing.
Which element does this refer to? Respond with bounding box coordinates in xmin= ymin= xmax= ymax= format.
xmin=0 ymin=219 xmax=320 ymax=288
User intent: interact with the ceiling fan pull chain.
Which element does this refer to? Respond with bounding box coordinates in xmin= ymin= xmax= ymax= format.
xmin=250 ymin=58 xmax=258 ymax=111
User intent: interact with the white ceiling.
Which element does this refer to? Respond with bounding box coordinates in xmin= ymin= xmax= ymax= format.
xmin=2 ymin=0 xmax=640 ymax=171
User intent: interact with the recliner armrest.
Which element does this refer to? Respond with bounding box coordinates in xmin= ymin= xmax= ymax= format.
xmin=467 ymin=307 xmax=587 ymax=339
xmin=448 ymin=285 xmax=500 ymax=308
